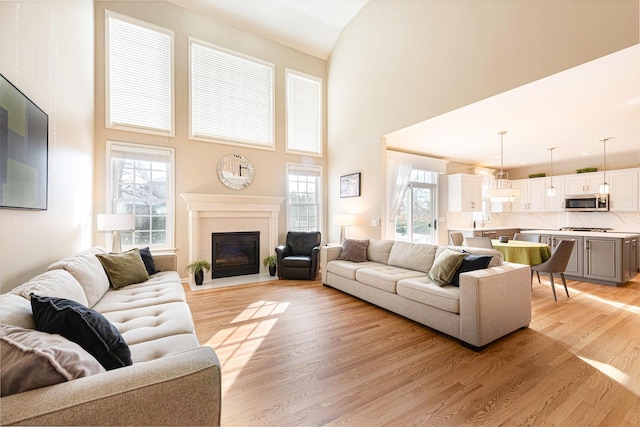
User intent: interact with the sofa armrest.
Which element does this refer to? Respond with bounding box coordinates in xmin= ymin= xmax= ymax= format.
xmin=152 ymin=253 xmax=177 ymax=272
xmin=458 ymin=262 xmax=531 ymax=348
xmin=0 ymin=347 xmax=221 ymax=426
xmin=320 ymin=245 xmax=343 ymax=284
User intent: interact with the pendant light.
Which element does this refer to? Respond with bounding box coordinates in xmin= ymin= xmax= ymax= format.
xmin=487 ymin=131 xmax=521 ymax=202
xmin=598 ymin=137 xmax=612 ymax=195
xmin=547 ymin=147 xmax=557 ymax=197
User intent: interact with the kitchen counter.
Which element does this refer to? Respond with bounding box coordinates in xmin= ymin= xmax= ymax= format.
xmin=448 ymin=226 xmax=517 ymax=232
xmin=522 ymin=229 xmax=640 ymax=239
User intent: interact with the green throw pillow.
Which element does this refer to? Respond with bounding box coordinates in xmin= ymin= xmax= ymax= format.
xmin=96 ymin=249 xmax=149 ymax=289
xmin=428 ymin=248 xmax=467 ymax=286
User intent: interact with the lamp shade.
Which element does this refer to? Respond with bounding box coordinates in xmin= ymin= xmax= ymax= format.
xmin=97 ymin=214 xmax=135 ymax=232
xmin=333 ymin=214 xmax=354 ymax=226
xmin=487 ymin=187 xmax=521 ymax=203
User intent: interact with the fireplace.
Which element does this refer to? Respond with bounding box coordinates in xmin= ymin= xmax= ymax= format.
xmin=211 ymin=231 xmax=260 ymax=278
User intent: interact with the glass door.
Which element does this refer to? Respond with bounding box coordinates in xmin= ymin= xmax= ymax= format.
xmin=395 ymin=181 xmax=437 ymax=244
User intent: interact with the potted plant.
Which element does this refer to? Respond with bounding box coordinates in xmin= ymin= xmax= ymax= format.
xmin=263 ymin=254 xmax=277 ymax=277
xmin=185 ymin=260 xmax=211 ymax=286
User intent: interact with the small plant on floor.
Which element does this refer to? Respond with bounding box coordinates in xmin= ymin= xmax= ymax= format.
xmin=263 ymin=254 xmax=277 ymax=276
xmin=185 ymin=260 xmax=211 ymax=285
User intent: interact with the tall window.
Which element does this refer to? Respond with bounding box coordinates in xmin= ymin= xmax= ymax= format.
xmin=395 ymin=169 xmax=438 ymax=244
xmin=107 ymin=142 xmax=174 ymax=250
xmin=190 ymin=38 xmax=275 ymax=148
xmin=287 ymin=163 xmax=322 ymax=232
xmin=286 ymin=69 xmax=322 ymax=156
xmin=105 ymin=10 xmax=174 ymax=135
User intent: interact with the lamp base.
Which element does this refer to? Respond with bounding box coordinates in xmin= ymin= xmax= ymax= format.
xmin=111 ymin=231 xmax=123 ymax=253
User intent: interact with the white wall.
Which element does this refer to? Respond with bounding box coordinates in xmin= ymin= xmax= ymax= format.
xmin=0 ymin=1 xmax=95 ymax=293
xmin=327 ymin=0 xmax=639 ymax=243
xmin=93 ymin=1 xmax=327 ymax=276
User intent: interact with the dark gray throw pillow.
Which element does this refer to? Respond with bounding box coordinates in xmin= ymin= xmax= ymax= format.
xmin=138 ymin=247 xmax=159 ymax=275
xmin=30 ymin=294 xmax=132 ymax=371
xmin=450 ymin=254 xmax=492 ymax=286
xmin=337 ymin=239 xmax=370 ymax=262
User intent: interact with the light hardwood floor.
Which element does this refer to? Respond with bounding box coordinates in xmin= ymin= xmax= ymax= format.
xmin=185 ymin=275 xmax=640 ymax=426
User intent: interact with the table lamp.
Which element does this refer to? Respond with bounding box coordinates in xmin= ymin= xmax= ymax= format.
xmin=333 ymin=214 xmax=355 ymax=243
xmin=97 ymin=214 xmax=135 ymax=253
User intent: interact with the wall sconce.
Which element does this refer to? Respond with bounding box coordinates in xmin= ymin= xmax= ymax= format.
xmin=97 ymin=214 xmax=135 ymax=253
xmin=333 ymin=214 xmax=355 ymax=242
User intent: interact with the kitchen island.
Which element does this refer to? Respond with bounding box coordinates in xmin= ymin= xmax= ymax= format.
xmin=522 ymin=229 xmax=639 ymax=286
xmin=448 ymin=227 xmax=520 ymax=240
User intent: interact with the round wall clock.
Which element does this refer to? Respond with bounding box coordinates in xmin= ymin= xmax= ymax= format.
xmin=217 ymin=154 xmax=255 ymax=190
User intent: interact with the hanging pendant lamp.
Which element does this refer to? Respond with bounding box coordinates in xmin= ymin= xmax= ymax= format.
xmin=598 ymin=137 xmax=612 ymax=195
xmin=547 ymin=147 xmax=557 ymax=197
xmin=487 ymin=131 xmax=521 ymax=202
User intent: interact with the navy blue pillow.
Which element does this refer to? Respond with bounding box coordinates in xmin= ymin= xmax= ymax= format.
xmin=139 ymin=247 xmax=159 ymax=275
xmin=30 ymin=294 xmax=132 ymax=370
xmin=450 ymin=254 xmax=492 ymax=286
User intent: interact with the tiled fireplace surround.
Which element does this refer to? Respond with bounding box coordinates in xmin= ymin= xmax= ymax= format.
xmin=181 ymin=194 xmax=286 ymax=277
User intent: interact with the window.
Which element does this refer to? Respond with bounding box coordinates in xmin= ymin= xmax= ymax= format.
xmin=286 ymin=163 xmax=322 ymax=232
xmin=394 ymin=169 xmax=438 ymax=244
xmin=286 ymin=69 xmax=322 ymax=155
xmin=107 ymin=142 xmax=174 ymax=250
xmin=190 ymin=38 xmax=275 ymax=148
xmin=105 ymin=11 xmax=174 ymax=135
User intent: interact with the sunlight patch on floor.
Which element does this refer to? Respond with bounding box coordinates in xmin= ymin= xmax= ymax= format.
xmin=578 ymin=356 xmax=640 ymax=396
xmin=204 ymin=300 xmax=290 ymax=398
xmin=566 ymin=287 xmax=640 ymax=314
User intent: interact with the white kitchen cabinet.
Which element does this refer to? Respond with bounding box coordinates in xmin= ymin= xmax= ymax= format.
xmin=608 ymin=169 xmax=638 ymax=211
xmin=545 ymin=176 xmax=565 ymax=211
xmin=510 ymin=178 xmax=546 ymax=212
xmin=564 ymin=172 xmax=603 ymax=195
xmin=448 ymin=174 xmax=482 ymax=212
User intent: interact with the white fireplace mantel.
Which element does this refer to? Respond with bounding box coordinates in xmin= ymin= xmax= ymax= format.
xmin=181 ymin=193 xmax=285 ymax=264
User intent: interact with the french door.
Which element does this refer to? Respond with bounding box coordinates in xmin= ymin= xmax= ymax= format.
xmin=395 ymin=182 xmax=437 ymax=244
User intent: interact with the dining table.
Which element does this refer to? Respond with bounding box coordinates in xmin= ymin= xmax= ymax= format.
xmin=491 ymin=239 xmax=551 ymax=266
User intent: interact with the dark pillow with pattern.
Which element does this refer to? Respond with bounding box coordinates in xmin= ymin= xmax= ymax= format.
xmin=450 ymin=254 xmax=492 ymax=286
xmin=338 ymin=239 xmax=370 ymax=262
xmin=30 ymin=294 xmax=132 ymax=370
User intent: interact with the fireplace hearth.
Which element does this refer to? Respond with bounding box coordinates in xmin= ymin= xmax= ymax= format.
xmin=211 ymin=231 xmax=260 ymax=278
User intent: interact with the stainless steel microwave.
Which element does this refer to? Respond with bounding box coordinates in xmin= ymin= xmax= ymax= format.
xmin=564 ymin=194 xmax=609 ymax=212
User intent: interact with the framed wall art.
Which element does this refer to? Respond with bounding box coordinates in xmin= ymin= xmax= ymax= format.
xmin=340 ymin=172 xmax=361 ymax=198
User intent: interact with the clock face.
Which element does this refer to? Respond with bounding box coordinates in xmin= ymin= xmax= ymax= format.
xmin=217 ymin=154 xmax=255 ymax=190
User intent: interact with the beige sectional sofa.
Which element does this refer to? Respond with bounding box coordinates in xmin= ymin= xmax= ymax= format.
xmin=0 ymin=247 xmax=221 ymax=426
xmin=321 ymin=240 xmax=532 ymax=350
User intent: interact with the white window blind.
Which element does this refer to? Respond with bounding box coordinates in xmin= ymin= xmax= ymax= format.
xmin=287 ymin=163 xmax=322 ymax=232
xmin=190 ymin=39 xmax=274 ymax=147
xmin=286 ymin=69 xmax=322 ymax=155
xmin=106 ymin=11 xmax=173 ymax=135
xmin=108 ymin=142 xmax=174 ymax=250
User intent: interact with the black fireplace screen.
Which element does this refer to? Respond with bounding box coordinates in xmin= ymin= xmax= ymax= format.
xmin=211 ymin=231 xmax=260 ymax=278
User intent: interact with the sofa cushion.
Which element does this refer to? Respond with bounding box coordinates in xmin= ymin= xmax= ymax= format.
xmin=355 ymin=265 xmax=426 ymax=293
xmin=0 ymin=294 xmax=35 ymax=330
xmin=30 ymin=294 xmax=132 ymax=371
xmin=9 ymin=270 xmax=89 ymax=307
xmin=397 ymin=277 xmax=460 ymax=313
xmin=337 ymin=239 xmax=369 ymax=262
xmin=92 ymin=272 xmax=185 ymax=314
xmin=128 ymin=334 xmax=200 ymax=363
xmin=1 ymin=325 xmax=105 ymax=397
xmin=450 ymin=254 xmax=493 ymax=286
xmin=96 ymin=249 xmax=149 ymax=290
xmin=138 ymin=247 xmax=159 ymax=275
xmin=102 ymin=302 xmax=195 ymax=346
xmin=387 ymin=241 xmax=438 ymax=273
xmin=428 ymin=248 xmax=467 ymax=285
xmin=367 ymin=239 xmax=395 ymax=264
xmin=47 ymin=247 xmax=110 ymax=307
xmin=326 ymin=260 xmax=384 ymax=280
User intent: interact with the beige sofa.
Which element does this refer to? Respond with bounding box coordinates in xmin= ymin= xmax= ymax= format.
xmin=321 ymin=240 xmax=532 ymax=350
xmin=0 ymin=247 xmax=221 ymax=426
